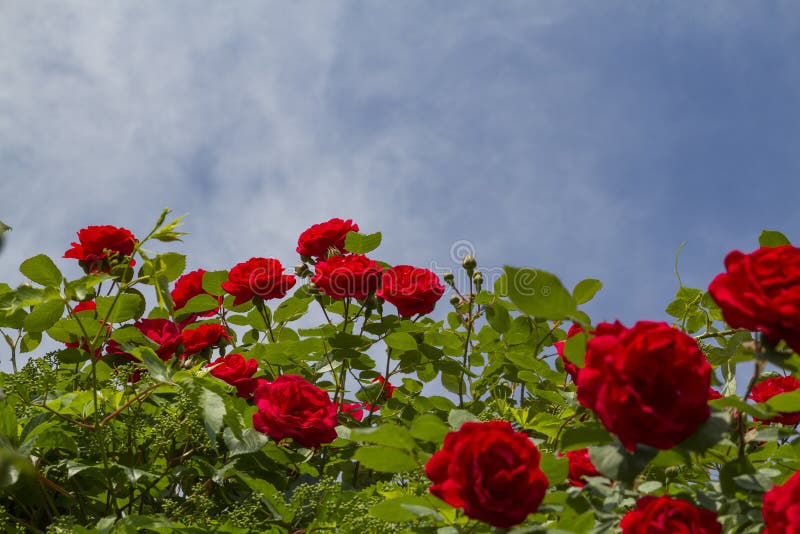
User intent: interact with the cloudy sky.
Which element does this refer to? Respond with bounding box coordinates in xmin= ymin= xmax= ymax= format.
xmin=2 ymin=2 xmax=800 ymax=331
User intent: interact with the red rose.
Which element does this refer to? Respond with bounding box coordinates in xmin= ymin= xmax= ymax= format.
xmin=206 ymin=354 xmax=259 ymax=398
xmin=252 ymin=374 xmax=338 ymax=448
xmin=64 ymin=225 xmax=137 ymax=273
xmin=620 ymin=495 xmax=721 ymax=534
xmin=749 ymin=375 xmax=800 ymax=425
xmin=181 ymin=323 xmax=231 ymax=357
xmin=554 ymin=324 xmax=584 ymax=382
xmin=564 ymin=448 xmax=602 ymax=487
xmin=425 ymin=420 xmax=549 ymax=528
xmin=135 ymin=318 xmax=182 ymax=361
xmin=708 ymin=388 xmax=724 ymax=401
xmin=221 ymin=258 xmax=296 ymax=307
xmin=376 ymin=265 xmax=445 ymax=317
xmin=296 ymin=218 xmax=359 ymax=260
xmin=762 ymin=469 xmax=800 ymax=534
xmin=311 ymin=254 xmax=382 ymax=300
xmin=709 ymin=246 xmax=800 ymax=352
xmin=172 ymin=269 xmax=222 ymax=317
xmin=577 ymin=321 xmax=711 ymax=451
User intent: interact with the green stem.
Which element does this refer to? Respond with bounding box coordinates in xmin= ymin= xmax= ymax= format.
xmin=738 ymin=346 xmax=765 ymax=458
xmin=458 ymin=278 xmax=475 ymax=408
xmin=90 ymin=358 xmax=119 ymax=517
xmin=695 ymin=328 xmax=740 ymax=340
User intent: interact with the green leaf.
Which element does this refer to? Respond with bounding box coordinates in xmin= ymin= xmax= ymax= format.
xmin=447 ymin=409 xmax=477 ymax=430
xmin=0 ymin=401 xmax=18 ymax=445
xmin=385 ymin=332 xmax=418 ymax=352
xmin=178 ymin=294 xmax=220 ymax=316
xmin=55 ymin=348 xmax=89 ymax=364
xmin=20 ymin=332 xmax=41 ymax=353
xmin=573 ymin=279 xmax=602 ymax=305
xmin=202 ymin=270 xmax=229 ymax=296
xmin=678 ymin=412 xmax=732 ymax=453
xmin=344 ymin=231 xmax=382 ymax=254
xmin=354 ymin=446 xmax=417 ymax=473
xmin=589 ymin=442 xmax=658 ymax=486
xmin=638 ymin=480 xmax=663 ymax=493
xmin=134 ymin=347 xmax=171 ymax=383
xmin=410 ymin=414 xmax=450 ymax=444
xmin=200 ymin=387 xmax=226 ymax=443
xmin=560 ymin=422 xmax=613 ymax=451
xmin=329 ymin=332 xmax=367 ymax=349
xmin=765 ymin=389 xmax=800 ymax=412
xmin=719 ymin=457 xmax=755 ymax=495
xmin=0 ymin=285 xmax=46 ymax=313
xmin=485 ymin=303 xmax=510 ymax=333
xmin=223 ymin=427 xmax=268 ymax=457
xmin=733 ymin=472 xmax=774 ymax=492
xmin=22 ymin=300 xmax=64 ymax=333
xmin=151 ymin=213 xmax=188 ymax=242
xmin=759 ymin=230 xmax=791 ymax=248
xmin=563 ymin=332 xmax=588 ymax=367
xmin=350 ymin=425 xmax=415 ymax=449
xmin=47 ymin=316 xmax=104 ymax=344
xmin=95 ymin=293 xmax=146 ymax=323
xmin=273 ymin=296 xmax=311 ymax=323
xmin=539 ymin=453 xmax=568 ymax=485
xmin=19 ymin=254 xmax=62 ymax=287
xmin=369 ymin=496 xmax=442 ymax=522
xmin=504 ymin=266 xmax=577 ymax=320
xmin=0 ymin=220 xmax=10 ymax=236
xmin=64 ymin=274 xmax=110 ymax=301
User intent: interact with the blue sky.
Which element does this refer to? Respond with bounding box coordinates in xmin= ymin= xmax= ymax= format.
xmin=2 ymin=2 xmax=800 ymax=332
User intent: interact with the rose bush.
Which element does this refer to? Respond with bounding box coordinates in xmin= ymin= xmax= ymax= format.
xmin=0 ymin=214 xmax=797 ymax=533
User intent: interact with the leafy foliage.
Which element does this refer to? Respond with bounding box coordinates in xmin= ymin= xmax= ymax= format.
xmin=0 ymin=212 xmax=796 ymax=533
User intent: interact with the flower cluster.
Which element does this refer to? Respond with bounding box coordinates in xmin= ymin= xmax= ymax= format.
xmin=51 ymin=222 xmax=800 ymax=533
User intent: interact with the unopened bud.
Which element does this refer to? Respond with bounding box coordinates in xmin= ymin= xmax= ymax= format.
xmin=472 ymin=271 xmax=483 ymax=290
xmin=364 ymin=294 xmax=379 ymax=310
xmin=449 ymin=295 xmax=461 ymax=307
xmin=462 ymin=254 xmax=477 ymax=272
xmin=294 ymin=263 xmax=312 ymax=278
xmin=307 ymin=282 xmax=321 ymax=296
xmin=443 ymin=271 xmax=455 ymax=285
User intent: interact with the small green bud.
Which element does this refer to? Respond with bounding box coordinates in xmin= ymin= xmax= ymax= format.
xmin=443 ymin=271 xmax=455 ymax=284
xmin=307 ymin=282 xmax=321 ymax=296
xmin=449 ymin=294 xmax=461 ymax=307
